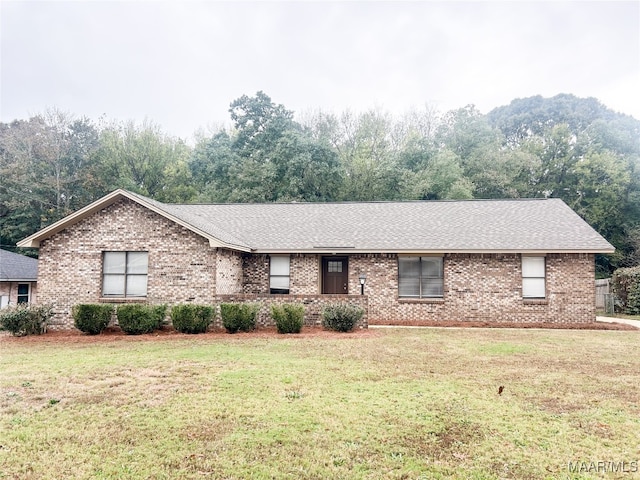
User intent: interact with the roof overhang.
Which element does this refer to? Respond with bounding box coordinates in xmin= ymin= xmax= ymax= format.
xmin=254 ymin=248 xmax=616 ymax=255
xmin=17 ymin=189 xmax=251 ymax=252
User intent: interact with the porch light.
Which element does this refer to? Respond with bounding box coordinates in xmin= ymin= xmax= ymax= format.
xmin=359 ymin=273 xmax=367 ymax=295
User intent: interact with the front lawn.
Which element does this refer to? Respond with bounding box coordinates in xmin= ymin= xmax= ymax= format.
xmin=1 ymin=328 xmax=638 ymax=479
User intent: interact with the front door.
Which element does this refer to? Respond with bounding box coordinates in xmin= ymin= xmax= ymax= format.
xmin=322 ymin=257 xmax=348 ymax=294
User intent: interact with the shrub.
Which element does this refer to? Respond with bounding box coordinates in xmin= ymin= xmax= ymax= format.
xmin=117 ymin=304 xmax=167 ymax=335
xmin=170 ymin=304 xmax=215 ymax=334
xmin=0 ymin=304 xmax=53 ymax=336
xmin=220 ymin=303 xmax=260 ymax=333
xmin=611 ymin=266 xmax=640 ymax=315
xmin=72 ymin=304 xmax=113 ymax=335
xmin=322 ymin=303 xmax=364 ymax=332
xmin=271 ymin=303 xmax=304 ymax=334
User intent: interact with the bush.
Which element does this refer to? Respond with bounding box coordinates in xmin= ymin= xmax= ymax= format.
xmin=611 ymin=266 xmax=640 ymax=315
xmin=220 ymin=303 xmax=260 ymax=333
xmin=271 ymin=303 xmax=304 ymax=334
xmin=117 ymin=304 xmax=167 ymax=335
xmin=322 ymin=303 xmax=364 ymax=332
xmin=0 ymin=304 xmax=53 ymax=336
xmin=72 ymin=304 xmax=113 ymax=335
xmin=170 ymin=304 xmax=215 ymax=334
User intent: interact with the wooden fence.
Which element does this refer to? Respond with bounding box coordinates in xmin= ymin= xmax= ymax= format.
xmin=595 ymin=278 xmax=611 ymax=310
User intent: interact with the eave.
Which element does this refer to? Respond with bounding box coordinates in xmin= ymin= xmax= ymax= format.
xmin=254 ymin=248 xmax=615 ymax=255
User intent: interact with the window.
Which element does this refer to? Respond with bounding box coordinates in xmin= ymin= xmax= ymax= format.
xmin=270 ymin=256 xmax=290 ymax=294
xmin=17 ymin=284 xmax=30 ymax=303
xmin=522 ymin=256 xmax=545 ymax=298
xmin=398 ymin=256 xmax=443 ymax=298
xmin=102 ymin=251 xmax=148 ymax=297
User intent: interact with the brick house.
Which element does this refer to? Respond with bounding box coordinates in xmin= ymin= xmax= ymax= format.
xmin=18 ymin=189 xmax=613 ymax=330
xmin=0 ymin=249 xmax=38 ymax=309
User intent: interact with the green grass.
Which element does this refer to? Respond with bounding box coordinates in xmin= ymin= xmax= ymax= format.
xmin=1 ymin=328 xmax=639 ymax=479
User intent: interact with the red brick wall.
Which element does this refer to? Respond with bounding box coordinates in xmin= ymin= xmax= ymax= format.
xmin=357 ymin=253 xmax=596 ymax=323
xmin=35 ymin=198 xmax=597 ymax=329
xmin=37 ymin=198 xmax=219 ymax=329
xmin=241 ymin=253 xmax=595 ymax=323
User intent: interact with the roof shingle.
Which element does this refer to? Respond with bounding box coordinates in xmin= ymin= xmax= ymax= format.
xmin=0 ymin=249 xmax=38 ymax=281
xmin=17 ymin=190 xmax=615 ymax=254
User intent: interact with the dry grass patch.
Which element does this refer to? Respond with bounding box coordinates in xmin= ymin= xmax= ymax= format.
xmin=1 ymin=328 xmax=639 ymax=479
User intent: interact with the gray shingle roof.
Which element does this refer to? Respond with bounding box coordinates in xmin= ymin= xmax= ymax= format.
xmin=0 ymin=249 xmax=38 ymax=281
xmin=16 ymin=190 xmax=615 ymax=253
xmin=161 ymin=197 xmax=613 ymax=253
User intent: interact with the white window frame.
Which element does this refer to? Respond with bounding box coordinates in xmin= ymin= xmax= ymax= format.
xmin=398 ymin=256 xmax=444 ymax=298
xmin=522 ymin=256 xmax=546 ymax=299
xmin=102 ymin=251 xmax=149 ymax=297
xmin=269 ymin=255 xmax=290 ymax=294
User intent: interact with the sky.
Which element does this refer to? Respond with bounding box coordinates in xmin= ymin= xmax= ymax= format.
xmin=1 ymin=1 xmax=639 ymax=141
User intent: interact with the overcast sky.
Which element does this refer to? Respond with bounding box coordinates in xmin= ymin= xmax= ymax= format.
xmin=1 ymin=1 xmax=638 ymax=141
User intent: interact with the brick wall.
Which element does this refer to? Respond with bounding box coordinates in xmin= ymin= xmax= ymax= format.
xmin=34 ymin=197 xmax=597 ymax=329
xmin=242 ymin=254 xmax=269 ymax=294
xmin=290 ymin=254 xmax=319 ymax=294
xmin=240 ymin=252 xmax=595 ymax=324
xmin=357 ymin=253 xmax=596 ymax=324
xmin=0 ymin=281 xmax=37 ymax=307
xmin=37 ymin=198 xmax=219 ymax=329
xmin=216 ymin=249 xmax=243 ymax=294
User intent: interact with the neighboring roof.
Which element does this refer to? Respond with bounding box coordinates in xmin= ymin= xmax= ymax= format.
xmin=0 ymin=249 xmax=38 ymax=282
xmin=18 ymin=189 xmax=615 ymax=254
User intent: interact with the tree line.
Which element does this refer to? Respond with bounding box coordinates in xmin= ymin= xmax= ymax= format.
xmin=1 ymin=92 xmax=639 ymax=276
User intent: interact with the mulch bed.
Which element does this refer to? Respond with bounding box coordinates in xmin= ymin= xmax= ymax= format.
xmin=0 ymin=326 xmax=378 ymax=344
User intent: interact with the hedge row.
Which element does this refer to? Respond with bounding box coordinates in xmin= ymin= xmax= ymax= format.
xmin=72 ymin=304 xmax=168 ymax=335
xmin=67 ymin=302 xmax=364 ymax=336
xmin=0 ymin=304 xmax=53 ymax=336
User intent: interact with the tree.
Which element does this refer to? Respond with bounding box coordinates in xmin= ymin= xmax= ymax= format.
xmin=95 ymin=120 xmax=195 ymax=202
xmin=0 ymin=110 xmax=101 ymax=248
xmin=191 ymin=92 xmax=343 ymax=203
xmin=406 ymin=149 xmax=474 ymax=200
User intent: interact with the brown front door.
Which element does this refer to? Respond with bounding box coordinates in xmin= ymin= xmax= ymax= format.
xmin=322 ymin=257 xmax=348 ymax=294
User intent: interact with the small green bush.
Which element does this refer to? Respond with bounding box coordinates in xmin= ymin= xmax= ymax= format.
xmin=611 ymin=266 xmax=640 ymax=314
xmin=170 ymin=304 xmax=215 ymax=334
xmin=117 ymin=304 xmax=167 ymax=335
xmin=72 ymin=304 xmax=113 ymax=335
xmin=271 ymin=303 xmax=304 ymax=334
xmin=322 ymin=303 xmax=364 ymax=332
xmin=0 ymin=304 xmax=52 ymax=336
xmin=220 ymin=303 xmax=260 ymax=333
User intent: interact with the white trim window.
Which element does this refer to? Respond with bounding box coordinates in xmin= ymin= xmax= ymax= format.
xmin=102 ymin=251 xmax=149 ymax=297
xmin=269 ymin=255 xmax=290 ymax=294
xmin=522 ymin=256 xmax=546 ymax=298
xmin=398 ymin=256 xmax=444 ymax=298
xmin=17 ymin=284 xmax=30 ymax=303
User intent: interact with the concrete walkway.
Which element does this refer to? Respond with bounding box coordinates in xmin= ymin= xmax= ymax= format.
xmin=596 ymin=316 xmax=640 ymax=329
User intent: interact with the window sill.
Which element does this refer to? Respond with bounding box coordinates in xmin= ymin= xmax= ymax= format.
xmin=99 ymin=297 xmax=148 ymax=304
xmin=523 ymin=298 xmax=548 ymax=305
xmin=398 ymin=297 xmax=445 ymax=304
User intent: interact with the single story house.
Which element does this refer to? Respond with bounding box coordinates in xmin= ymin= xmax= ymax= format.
xmin=0 ymin=249 xmax=38 ymax=309
xmin=18 ymin=189 xmax=614 ymax=329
